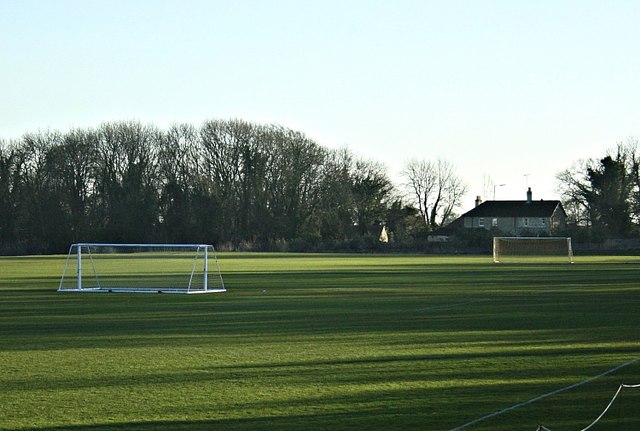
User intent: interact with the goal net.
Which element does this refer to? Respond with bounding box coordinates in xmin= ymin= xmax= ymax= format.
xmin=493 ymin=237 xmax=574 ymax=263
xmin=58 ymin=243 xmax=226 ymax=294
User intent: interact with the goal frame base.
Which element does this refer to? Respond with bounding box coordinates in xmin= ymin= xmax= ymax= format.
xmin=57 ymin=242 xmax=226 ymax=294
xmin=57 ymin=287 xmax=227 ymax=294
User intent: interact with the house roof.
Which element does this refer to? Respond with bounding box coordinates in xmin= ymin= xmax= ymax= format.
xmin=462 ymin=200 xmax=564 ymax=218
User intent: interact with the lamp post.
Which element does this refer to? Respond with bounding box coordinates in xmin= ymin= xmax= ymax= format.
xmin=493 ymin=184 xmax=505 ymax=200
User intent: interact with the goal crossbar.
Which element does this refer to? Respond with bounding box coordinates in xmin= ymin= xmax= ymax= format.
xmin=58 ymin=243 xmax=226 ymax=294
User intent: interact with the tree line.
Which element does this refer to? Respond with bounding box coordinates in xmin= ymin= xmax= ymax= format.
xmin=1 ymin=118 xmax=638 ymax=255
xmin=1 ymin=119 xmax=453 ymax=255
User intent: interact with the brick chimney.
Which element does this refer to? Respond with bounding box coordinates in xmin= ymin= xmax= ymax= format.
xmin=526 ymin=187 xmax=532 ymax=204
xmin=475 ymin=196 xmax=482 ymax=207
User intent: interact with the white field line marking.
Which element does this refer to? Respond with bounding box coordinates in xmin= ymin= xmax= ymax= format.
xmin=447 ymin=357 xmax=640 ymax=431
xmin=416 ymin=298 xmax=493 ymax=311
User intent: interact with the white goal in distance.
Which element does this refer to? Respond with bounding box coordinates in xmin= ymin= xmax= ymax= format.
xmin=493 ymin=237 xmax=574 ymax=263
xmin=58 ymin=243 xmax=226 ymax=294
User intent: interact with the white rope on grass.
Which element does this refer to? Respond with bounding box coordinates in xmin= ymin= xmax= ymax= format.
xmin=447 ymin=357 xmax=640 ymax=431
xmin=577 ymin=383 xmax=636 ymax=431
xmin=538 ymin=383 xmax=640 ymax=431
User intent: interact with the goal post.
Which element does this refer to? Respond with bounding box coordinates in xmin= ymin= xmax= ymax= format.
xmin=58 ymin=243 xmax=226 ymax=294
xmin=493 ymin=237 xmax=574 ymax=263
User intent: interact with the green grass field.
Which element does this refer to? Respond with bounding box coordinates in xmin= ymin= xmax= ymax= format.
xmin=1 ymin=253 xmax=639 ymax=431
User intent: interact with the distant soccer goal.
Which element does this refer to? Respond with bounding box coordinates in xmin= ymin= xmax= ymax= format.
xmin=493 ymin=237 xmax=574 ymax=263
xmin=58 ymin=243 xmax=226 ymax=294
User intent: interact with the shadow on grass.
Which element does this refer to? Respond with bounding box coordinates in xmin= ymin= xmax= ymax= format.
xmin=6 ymin=412 xmax=365 ymax=431
xmin=1 ymin=409 xmax=437 ymax=431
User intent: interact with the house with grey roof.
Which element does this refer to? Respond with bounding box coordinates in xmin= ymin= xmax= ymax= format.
xmin=456 ymin=187 xmax=567 ymax=236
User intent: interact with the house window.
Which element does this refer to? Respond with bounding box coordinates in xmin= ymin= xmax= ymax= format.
xmin=492 ymin=218 xmax=498 ymax=227
xmin=524 ymin=218 xmax=529 ymax=226
xmin=478 ymin=218 xmax=485 ymax=227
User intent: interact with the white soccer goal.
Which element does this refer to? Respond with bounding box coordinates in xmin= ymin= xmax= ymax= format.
xmin=493 ymin=237 xmax=574 ymax=263
xmin=58 ymin=243 xmax=226 ymax=294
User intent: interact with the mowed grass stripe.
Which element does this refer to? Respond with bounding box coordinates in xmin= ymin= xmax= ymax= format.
xmin=0 ymin=253 xmax=639 ymax=430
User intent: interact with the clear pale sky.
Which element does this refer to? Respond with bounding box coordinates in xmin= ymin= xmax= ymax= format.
xmin=2 ymin=0 xmax=639 ymax=212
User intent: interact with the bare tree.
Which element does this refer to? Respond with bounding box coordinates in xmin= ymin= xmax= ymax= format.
xmin=402 ymin=158 xmax=467 ymax=230
xmin=435 ymin=159 xmax=467 ymax=226
xmin=94 ymin=121 xmax=161 ymax=242
xmin=402 ymin=159 xmax=435 ymax=228
xmin=556 ymin=160 xmax=594 ymax=227
xmin=315 ymin=147 xmax=355 ymax=241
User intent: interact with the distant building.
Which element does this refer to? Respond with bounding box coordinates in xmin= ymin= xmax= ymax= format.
xmin=454 ymin=187 xmax=567 ymax=236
